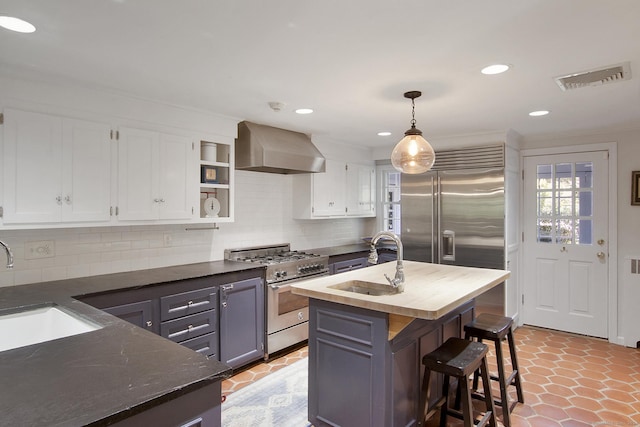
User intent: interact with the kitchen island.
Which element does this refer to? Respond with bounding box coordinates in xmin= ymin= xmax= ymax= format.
xmin=291 ymin=260 xmax=509 ymax=427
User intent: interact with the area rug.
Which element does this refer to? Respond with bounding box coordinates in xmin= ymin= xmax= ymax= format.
xmin=222 ymin=358 xmax=311 ymax=427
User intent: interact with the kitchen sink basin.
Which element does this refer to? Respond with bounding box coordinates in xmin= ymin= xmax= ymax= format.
xmin=0 ymin=304 xmax=102 ymax=352
xmin=329 ymin=280 xmax=400 ymax=296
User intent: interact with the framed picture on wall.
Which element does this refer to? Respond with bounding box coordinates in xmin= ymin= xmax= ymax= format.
xmin=632 ymin=171 xmax=640 ymax=205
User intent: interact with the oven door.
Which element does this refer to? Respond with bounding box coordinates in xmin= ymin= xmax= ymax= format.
xmin=267 ymin=274 xmax=327 ymax=334
xmin=267 ymin=282 xmax=307 ymax=334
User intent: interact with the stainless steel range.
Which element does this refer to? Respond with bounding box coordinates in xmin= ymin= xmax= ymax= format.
xmin=224 ymin=244 xmax=329 ymax=357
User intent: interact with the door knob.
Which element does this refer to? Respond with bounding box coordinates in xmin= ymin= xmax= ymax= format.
xmin=597 ymin=239 xmax=605 ymax=246
xmin=597 ymin=252 xmax=606 ymax=260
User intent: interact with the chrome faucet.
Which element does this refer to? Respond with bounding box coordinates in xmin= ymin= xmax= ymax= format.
xmin=368 ymin=231 xmax=404 ymax=292
xmin=0 ymin=240 xmax=14 ymax=269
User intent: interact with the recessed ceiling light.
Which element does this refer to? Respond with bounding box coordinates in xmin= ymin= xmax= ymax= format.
xmin=529 ymin=110 xmax=550 ymax=117
xmin=377 ymin=132 xmax=391 ymax=136
xmin=295 ymin=108 xmax=313 ymax=115
xmin=0 ymin=16 xmax=36 ymax=33
xmin=481 ymin=64 xmax=510 ymax=75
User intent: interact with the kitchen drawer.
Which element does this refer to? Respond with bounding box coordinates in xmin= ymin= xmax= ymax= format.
xmin=331 ymin=257 xmax=369 ymax=274
xmin=180 ymin=332 xmax=218 ymax=359
xmin=160 ymin=286 xmax=217 ymax=321
xmin=160 ymin=310 xmax=216 ymax=343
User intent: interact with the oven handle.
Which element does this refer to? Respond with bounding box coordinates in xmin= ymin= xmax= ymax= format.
xmin=268 ymin=272 xmax=330 ymax=290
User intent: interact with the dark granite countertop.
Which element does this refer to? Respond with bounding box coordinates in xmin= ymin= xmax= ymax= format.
xmin=0 ymin=260 xmax=263 ymax=427
xmin=309 ymin=243 xmax=396 ymax=257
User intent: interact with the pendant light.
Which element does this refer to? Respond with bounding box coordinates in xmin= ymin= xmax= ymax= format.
xmin=391 ymin=91 xmax=435 ymax=174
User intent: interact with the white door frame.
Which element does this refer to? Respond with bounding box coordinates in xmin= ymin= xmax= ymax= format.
xmin=521 ymin=142 xmax=620 ymax=344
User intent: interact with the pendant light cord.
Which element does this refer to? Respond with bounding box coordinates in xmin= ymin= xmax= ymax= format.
xmin=410 ymin=98 xmax=416 ymax=128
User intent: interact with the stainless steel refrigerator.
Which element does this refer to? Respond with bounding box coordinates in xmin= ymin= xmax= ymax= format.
xmin=401 ymin=145 xmax=505 ymax=315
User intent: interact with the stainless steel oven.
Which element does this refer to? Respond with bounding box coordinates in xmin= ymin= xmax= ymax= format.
xmin=225 ymin=244 xmax=329 ymax=358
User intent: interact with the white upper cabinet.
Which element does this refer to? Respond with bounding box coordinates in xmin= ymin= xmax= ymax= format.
xmin=293 ymin=159 xmax=376 ymax=219
xmin=117 ymin=127 xmax=192 ymax=221
xmin=2 ymin=109 xmax=111 ymax=224
xmin=346 ymin=163 xmax=375 ymax=217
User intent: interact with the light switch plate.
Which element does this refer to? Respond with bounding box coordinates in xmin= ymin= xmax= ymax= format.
xmin=25 ymin=240 xmax=55 ymax=259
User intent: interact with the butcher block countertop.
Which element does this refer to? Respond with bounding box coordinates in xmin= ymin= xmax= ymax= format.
xmin=291 ymin=260 xmax=510 ymax=320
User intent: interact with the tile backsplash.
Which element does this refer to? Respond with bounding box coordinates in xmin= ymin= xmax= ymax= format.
xmin=0 ymin=171 xmax=376 ymax=287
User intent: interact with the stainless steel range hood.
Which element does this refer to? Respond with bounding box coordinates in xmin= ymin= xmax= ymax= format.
xmin=235 ymin=121 xmax=326 ymax=174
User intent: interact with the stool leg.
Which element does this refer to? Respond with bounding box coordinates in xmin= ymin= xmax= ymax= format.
xmin=494 ymin=338 xmax=511 ymax=427
xmin=480 ymin=356 xmax=497 ymax=427
xmin=507 ymin=329 xmax=525 ymax=404
xmin=440 ymin=375 xmax=451 ymax=427
xmin=458 ymin=373 xmax=475 ymax=427
xmin=472 ymin=337 xmax=483 ymax=391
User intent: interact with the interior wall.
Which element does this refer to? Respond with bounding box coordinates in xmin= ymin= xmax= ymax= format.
xmin=521 ymin=127 xmax=640 ymax=347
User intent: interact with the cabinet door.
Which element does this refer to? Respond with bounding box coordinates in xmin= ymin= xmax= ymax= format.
xmin=104 ymin=300 xmax=155 ymax=333
xmin=219 ymin=277 xmax=265 ymax=368
xmin=346 ymin=163 xmax=375 ymax=217
xmin=62 ymin=119 xmax=111 ymax=222
xmin=2 ymin=109 xmax=63 ymax=223
xmin=158 ymin=133 xmax=192 ymax=220
xmin=312 ymin=159 xmax=345 ymax=217
xmin=117 ymin=127 xmax=159 ymax=220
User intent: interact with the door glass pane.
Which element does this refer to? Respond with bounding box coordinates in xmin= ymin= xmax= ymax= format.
xmin=537 ymin=165 xmax=552 ymax=189
xmin=576 ymin=162 xmax=593 ymax=188
xmin=537 ymin=219 xmax=552 ymax=242
xmin=555 ymin=163 xmax=573 ymax=189
xmin=556 ymin=219 xmax=573 ymax=244
xmin=576 ymin=191 xmax=592 ymax=216
xmin=556 ymin=191 xmax=573 ymax=216
xmin=576 ymin=219 xmax=592 ymax=245
xmin=537 ymin=191 xmax=553 ymax=216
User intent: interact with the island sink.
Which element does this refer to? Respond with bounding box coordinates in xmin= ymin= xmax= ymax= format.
xmin=0 ymin=304 xmax=102 ymax=352
xmin=328 ymin=280 xmax=401 ymax=296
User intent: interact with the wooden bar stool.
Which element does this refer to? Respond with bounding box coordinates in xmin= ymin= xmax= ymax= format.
xmin=421 ymin=337 xmax=496 ymax=427
xmin=464 ymin=313 xmax=524 ymax=427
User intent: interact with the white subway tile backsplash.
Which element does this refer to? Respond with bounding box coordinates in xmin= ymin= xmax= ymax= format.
xmin=0 ymin=171 xmax=376 ymax=287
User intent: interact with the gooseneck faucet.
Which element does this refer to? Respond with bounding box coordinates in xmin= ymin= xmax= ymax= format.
xmin=0 ymin=240 xmax=14 ymax=269
xmin=368 ymin=231 xmax=404 ymax=292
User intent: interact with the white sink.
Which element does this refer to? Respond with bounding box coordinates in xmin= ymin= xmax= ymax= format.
xmin=0 ymin=305 xmax=102 ymax=352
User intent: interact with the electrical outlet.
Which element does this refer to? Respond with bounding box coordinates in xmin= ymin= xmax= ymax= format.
xmin=25 ymin=240 xmax=55 ymax=260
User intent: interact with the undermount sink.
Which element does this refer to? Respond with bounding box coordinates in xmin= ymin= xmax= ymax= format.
xmin=0 ymin=304 xmax=102 ymax=352
xmin=329 ymin=280 xmax=401 ymax=296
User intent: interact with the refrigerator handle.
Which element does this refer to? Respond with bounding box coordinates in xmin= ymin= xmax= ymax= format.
xmin=442 ymin=230 xmax=455 ymax=261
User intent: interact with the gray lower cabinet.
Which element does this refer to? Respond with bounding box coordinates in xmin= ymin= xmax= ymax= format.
xmin=308 ymin=298 xmax=474 ymax=427
xmin=330 ymin=256 xmax=369 ymax=274
xmin=109 ymin=382 xmax=221 ymax=427
xmin=103 ymin=300 xmax=155 ymax=332
xmin=219 ymin=277 xmax=265 ymax=369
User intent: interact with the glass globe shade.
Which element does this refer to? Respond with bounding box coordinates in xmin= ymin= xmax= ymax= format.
xmin=391 ymin=134 xmax=435 ymax=174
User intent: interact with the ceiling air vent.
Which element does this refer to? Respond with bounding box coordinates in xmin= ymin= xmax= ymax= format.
xmin=554 ymin=62 xmax=631 ymax=91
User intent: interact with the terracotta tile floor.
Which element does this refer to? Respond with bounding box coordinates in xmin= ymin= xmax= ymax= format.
xmin=221 ymin=327 xmax=640 ymax=426
xmin=222 ymin=344 xmax=309 ymax=396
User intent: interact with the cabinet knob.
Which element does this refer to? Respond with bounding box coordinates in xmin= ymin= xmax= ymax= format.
xmin=146 ymin=320 xmax=153 ymax=327
xmin=56 ymin=196 xmax=62 ymax=205
xmin=187 ymin=300 xmax=194 ymax=306
xmin=188 ymin=324 xmax=194 ymax=331
xmin=64 ymin=195 xmax=72 ymax=204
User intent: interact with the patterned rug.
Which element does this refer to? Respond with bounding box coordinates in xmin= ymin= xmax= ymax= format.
xmin=222 ymin=358 xmax=311 ymax=427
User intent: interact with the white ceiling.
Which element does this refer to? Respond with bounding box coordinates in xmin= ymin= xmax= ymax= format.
xmin=1 ymin=0 xmax=640 ymax=148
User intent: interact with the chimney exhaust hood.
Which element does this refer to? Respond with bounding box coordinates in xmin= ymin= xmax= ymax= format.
xmin=235 ymin=121 xmax=326 ymax=174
